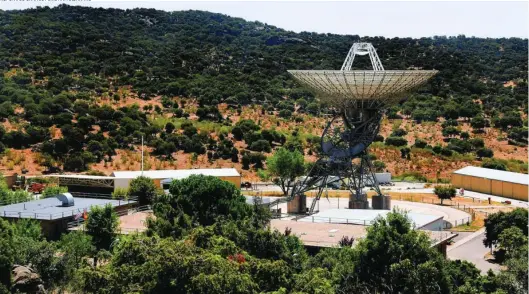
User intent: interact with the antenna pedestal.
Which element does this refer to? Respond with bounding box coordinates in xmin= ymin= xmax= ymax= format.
xmin=275 ymin=42 xmax=437 ymax=214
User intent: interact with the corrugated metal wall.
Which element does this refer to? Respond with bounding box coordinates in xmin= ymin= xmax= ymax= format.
xmin=451 ymin=174 xmax=528 ymax=201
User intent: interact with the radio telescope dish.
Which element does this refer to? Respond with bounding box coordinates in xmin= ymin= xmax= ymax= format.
xmin=268 ymin=42 xmax=438 ymax=214
xmin=288 ymin=42 xmax=437 ymax=109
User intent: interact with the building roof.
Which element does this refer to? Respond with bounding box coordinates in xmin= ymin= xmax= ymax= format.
xmin=453 ymin=166 xmax=528 ymax=185
xmin=112 ymin=168 xmax=240 ymax=180
xmin=30 ymin=175 xmax=114 ymax=180
xmin=270 ymin=219 xmax=456 ymax=248
xmin=297 ymin=208 xmax=443 ymax=229
xmin=0 ymin=197 xmax=135 ymax=220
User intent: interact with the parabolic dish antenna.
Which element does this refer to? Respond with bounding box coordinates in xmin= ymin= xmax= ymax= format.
xmin=288 ymin=42 xmax=438 ymax=110
xmin=269 ymin=42 xmax=437 ymax=214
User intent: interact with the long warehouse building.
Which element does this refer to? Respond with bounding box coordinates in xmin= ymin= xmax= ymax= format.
xmin=451 ymin=166 xmax=528 ymax=201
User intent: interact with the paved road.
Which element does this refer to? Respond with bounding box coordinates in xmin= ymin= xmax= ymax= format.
xmin=383 ymin=188 xmax=528 ymax=208
xmin=447 ymin=231 xmax=500 ymax=273
xmin=246 ymin=182 xmax=527 ymax=208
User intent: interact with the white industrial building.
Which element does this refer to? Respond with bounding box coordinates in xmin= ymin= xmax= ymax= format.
xmin=111 ymin=168 xmax=242 ymax=189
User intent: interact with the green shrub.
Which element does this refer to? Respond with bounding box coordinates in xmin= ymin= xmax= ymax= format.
xmin=42 ymin=186 xmax=68 ymax=198
xmin=385 ymin=136 xmax=407 ymax=147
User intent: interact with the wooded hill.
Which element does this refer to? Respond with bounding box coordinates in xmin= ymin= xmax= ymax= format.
xmin=0 ymin=5 xmax=527 ymax=175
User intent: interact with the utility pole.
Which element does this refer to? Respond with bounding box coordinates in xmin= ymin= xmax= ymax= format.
xmin=141 ymin=135 xmax=144 ymax=176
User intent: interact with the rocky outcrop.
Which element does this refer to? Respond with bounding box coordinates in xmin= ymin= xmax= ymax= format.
xmin=11 ymin=265 xmax=47 ymax=294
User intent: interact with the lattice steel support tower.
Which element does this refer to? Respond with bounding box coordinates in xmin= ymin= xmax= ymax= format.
xmin=270 ymin=42 xmax=437 ymax=214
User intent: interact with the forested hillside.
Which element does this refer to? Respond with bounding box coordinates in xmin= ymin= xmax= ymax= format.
xmin=0 ymin=5 xmax=527 ymax=178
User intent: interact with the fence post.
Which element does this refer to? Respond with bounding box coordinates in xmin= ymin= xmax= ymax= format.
xmin=329 ymin=217 xmax=331 ymax=223
xmin=312 ymin=216 xmax=314 ymax=223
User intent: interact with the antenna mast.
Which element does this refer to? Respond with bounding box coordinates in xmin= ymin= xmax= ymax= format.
xmin=340 ymin=42 xmax=385 ymax=71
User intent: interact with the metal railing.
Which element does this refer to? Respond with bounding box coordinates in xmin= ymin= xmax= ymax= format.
xmin=67 ymin=205 xmax=152 ymax=229
xmin=1 ymin=198 xmax=137 ymax=220
xmin=274 ymin=213 xmax=376 ymax=226
xmin=429 ymin=231 xmax=455 ymax=245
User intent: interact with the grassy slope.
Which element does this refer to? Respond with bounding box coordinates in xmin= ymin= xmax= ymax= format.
xmin=1 ymin=94 xmax=526 ymax=181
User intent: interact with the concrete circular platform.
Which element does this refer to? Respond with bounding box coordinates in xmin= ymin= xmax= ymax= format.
xmin=259 ymin=196 xmax=471 ymax=227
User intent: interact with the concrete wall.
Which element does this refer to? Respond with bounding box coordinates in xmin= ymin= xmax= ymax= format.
xmin=218 ymin=176 xmax=241 ymax=189
xmin=419 ymin=218 xmax=444 ymax=231
xmin=451 ymin=174 xmax=528 ymax=201
xmin=114 ymin=178 xmax=131 ymax=190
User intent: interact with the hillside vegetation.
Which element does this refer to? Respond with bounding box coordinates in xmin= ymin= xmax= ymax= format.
xmin=0 ymin=5 xmax=527 ymax=179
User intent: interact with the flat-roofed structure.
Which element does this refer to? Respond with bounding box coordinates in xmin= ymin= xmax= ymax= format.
xmin=297 ymin=208 xmax=445 ymax=231
xmin=0 ymin=196 xmax=135 ymax=239
xmin=112 ymin=168 xmax=241 ymax=189
xmin=451 ymin=166 xmax=528 ymax=201
xmin=271 ymin=219 xmax=456 ymax=256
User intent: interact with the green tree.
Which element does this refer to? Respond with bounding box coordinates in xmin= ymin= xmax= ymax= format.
xmin=385 ymin=136 xmax=407 ymax=147
xmin=373 ymin=160 xmax=386 ymax=172
xmin=165 ymin=122 xmax=175 ymax=134
xmin=266 ymin=148 xmax=305 ymax=196
xmin=413 ymin=139 xmax=428 ymax=149
xmin=337 ymin=211 xmax=451 ymax=293
xmin=148 ymin=175 xmax=252 ymax=237
xmin=42 ymin=185 xmax=68 ymax=198
xmin=495 ymin=245 xmax=528 ymax=294
xmin=129 ymin=176 xmax=159 ymax=206
xmin=498 ymin=227 xmax=527 ymax=257
xmin=0 ymin=219 xmax=14 ymax=290
xmin=85 ymin=204 xmax=119 ymax=252
xmin=58 ymin=231 xmax=94 ymax=283
xmin=470 ymin=116 xmax=487 ymax=131
xmin=484 ymin=208 xmax=528 ymax=249
xmin=433 ymin=185 xmax=456 ymax=204
xmin=476 ymin=147 xmax=494 ymax=159
xmin=291 ymin=267 xmax=334 ymax=294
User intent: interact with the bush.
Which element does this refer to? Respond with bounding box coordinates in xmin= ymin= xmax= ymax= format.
xmin=482 ymin=159 xmax=507 ymax=171
xmin=112 ymin=188 xmax=129 ymax=200
xmin=278 ymin=109 xmax=292 ymax=118
xmin=440 ymin=148 xmax=453 ymax=157
xmin=390 ymin=128 xmax=407 ymax=137
xmin=413 ymin=139 xmax=427 ymax=149
xmin=476 ymin=148 xmax=494 ymax=159
xmin=373 ymin=160 xmax=386 ymax=172
xmin=249 ymin=140 xmax=272 ymax=153
xmin=468 ymin=138 xmax=485 ymax=149
xmin=373 ymin=134 xmax=384 ymax=142
xmin=385 ymin=136 xmax=407 ymax=147
xmin=42 ymin=186 xmax=68 ymax=198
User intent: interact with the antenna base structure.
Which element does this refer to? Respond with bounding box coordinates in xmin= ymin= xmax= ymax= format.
xmin=271 ymin=42 xmax=437 ymax=214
